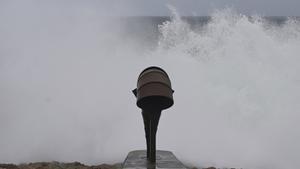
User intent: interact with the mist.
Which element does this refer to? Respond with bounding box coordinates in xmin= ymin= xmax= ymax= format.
xmin=1 ymin=1 xmax=300 ymax=169
xmin=0 ymin=0 xmax=147 ymax=164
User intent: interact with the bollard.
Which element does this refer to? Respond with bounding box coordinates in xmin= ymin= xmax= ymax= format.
xmin=132 ymin=66 xmax=174 ymax=163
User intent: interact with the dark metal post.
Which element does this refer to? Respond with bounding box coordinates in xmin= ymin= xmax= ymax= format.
xmin=133 ymin=66 xmax=174 ymax=164
xmin=142 ymin=110 xmax=161 ymax=163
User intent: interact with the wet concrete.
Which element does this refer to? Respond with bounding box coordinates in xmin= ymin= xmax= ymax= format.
xmin=122 ymin=150 xmax=186 ymax=169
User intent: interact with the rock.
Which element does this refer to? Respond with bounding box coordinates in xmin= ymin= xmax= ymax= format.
xmin=0 ymin=164 xmax=19 ymax=169
xmin=0 ymin=162 xmax=122 ymax=169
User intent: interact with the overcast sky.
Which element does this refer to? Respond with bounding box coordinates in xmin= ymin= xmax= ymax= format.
xmin=102 ymin=0 xmax=300 ymax=16
xmin=1 ymin=0 xmax=300 ymax=17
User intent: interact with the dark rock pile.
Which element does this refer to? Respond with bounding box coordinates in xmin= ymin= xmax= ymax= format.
xmin=0 ymin=162 xmax=238 ymax=169
xmin=0 ymin=162 xmax=121 ymax=169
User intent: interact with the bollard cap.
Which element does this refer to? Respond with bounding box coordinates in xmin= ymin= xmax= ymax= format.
xmin=133 ymin=66 xmax=174 ymax=111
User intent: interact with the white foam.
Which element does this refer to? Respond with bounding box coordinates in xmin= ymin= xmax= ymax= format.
xmin=150 ymin=8 xmax=300 ymax=169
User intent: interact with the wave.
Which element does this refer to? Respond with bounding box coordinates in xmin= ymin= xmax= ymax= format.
xmin=146 ymin=8 xmax=300 ymax=169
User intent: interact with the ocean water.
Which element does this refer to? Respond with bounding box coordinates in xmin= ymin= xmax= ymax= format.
xmin=125 ymin=9 xmax=300 ymax=169
xmin=1 ymin=7 xmax=300 ymax=169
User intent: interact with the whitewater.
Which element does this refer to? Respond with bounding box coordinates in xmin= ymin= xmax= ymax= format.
xmin=1 ymin=5 xmax=300 ymax=169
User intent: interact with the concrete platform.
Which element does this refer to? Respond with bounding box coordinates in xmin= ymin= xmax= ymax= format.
xmin=122 ymin=150 xmax=187 ymax=169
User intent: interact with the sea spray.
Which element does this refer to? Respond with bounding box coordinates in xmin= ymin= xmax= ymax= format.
xmin=1 ymin=3 xmax=300 ymax=169
xmin=149 ymin=8 xmax=300 ymax=169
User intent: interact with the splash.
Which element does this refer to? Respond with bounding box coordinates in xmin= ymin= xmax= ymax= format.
xmin=1 ymin=3 xmax=300 ymax=169
xmin=150 ymin=8 xmax=300 ymax=169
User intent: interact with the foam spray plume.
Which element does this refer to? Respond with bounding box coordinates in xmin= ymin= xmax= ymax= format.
xmin=1 ymin=2 xmax=300 ymax=169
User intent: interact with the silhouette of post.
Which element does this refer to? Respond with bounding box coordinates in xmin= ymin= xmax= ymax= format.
xmin=132 ymin=66 xmax=174 ymax=163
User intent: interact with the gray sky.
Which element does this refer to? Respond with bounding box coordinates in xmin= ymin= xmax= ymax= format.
xmin=104 ymin=0 xmax=300 ymax=16
xmin=2 ymin=0 xmax=300 ymax=17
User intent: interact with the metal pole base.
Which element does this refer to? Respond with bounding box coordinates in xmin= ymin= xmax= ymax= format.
xmin=142 ymin=110 xmax=161 ymax=163
xmin=122 ymin=150 xmax=187 ymax=169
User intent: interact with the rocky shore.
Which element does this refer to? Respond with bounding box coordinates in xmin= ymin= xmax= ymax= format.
xmin=0 ymin=162 xmax=233 ymax=169
xmin=0 ymin=162 xmax=122 ymax=169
